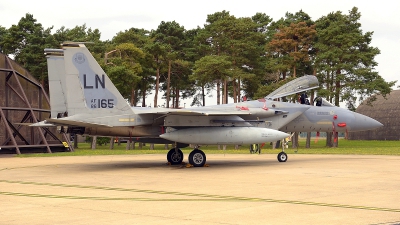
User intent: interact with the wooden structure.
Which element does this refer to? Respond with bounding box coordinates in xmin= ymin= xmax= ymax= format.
xmin=0 ymin=52 xmax=71 ymax=154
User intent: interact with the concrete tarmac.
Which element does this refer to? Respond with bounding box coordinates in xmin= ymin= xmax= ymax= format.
xmin=0 ymin=153 xmax=399 ymax=225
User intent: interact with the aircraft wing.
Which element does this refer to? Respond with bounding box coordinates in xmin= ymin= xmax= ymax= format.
xmin=168 ymin=110 xmax=253 ymax=116
xmin=132 ymin=107 xmax=252 ymax=116
xmin=133 ymin=106 xmax=286 ymax=117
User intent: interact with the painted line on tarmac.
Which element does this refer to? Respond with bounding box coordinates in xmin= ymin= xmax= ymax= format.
xmin=0 ymin=166 xmax=38 ymax=171
xmin=1 ymin=190 xmax=399 ymax=213
xmin=0 ymin=164 xmax=58 ymax=171
xmin=0 ymin=191 xmax=218 ymax=201
xmin=1 ymin=180 xmax=400 ymax=213
xmin=0 ymin=180 xmax=231 ymax=199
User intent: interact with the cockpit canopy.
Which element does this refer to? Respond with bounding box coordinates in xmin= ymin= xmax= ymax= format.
xmin=319 ymin=98 xmax=335 ymax=107
xmin=264 ymin=75 xmax=334 ymax=107
xmin=265 ymin=75 xmax=319 ymax=100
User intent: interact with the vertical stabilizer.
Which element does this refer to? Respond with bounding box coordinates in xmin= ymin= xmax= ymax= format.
xmin=59 ymin=43 xmax=130 ymax=116
xmin=46 ymin=50 xmax=68 ymax=118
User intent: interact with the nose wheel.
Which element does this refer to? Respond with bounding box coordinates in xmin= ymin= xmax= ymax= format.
xmin=277 ymin=135 xmax=291 ymax=162
xmin=277 ymin=152 xmax=288 ymax=162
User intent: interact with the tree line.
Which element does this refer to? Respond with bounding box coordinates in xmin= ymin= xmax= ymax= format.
xmin=0 ymin=7 xmax=395 ymax=109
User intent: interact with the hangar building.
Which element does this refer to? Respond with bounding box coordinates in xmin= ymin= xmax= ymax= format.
xmin=0 ymin=52 xmax=71 ymax=154
xmin=349 ymin=90 xmax=400 ymax=140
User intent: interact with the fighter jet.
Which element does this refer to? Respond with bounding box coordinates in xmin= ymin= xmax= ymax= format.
xmin=32 ymin=42 xmax=382 ymax=167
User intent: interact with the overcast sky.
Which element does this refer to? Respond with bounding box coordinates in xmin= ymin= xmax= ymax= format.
xmin=1 ymin=0 xmax=399 ymax=106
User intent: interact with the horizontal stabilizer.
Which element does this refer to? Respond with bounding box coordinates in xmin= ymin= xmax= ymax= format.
xmin=45 ymin=118 xmax=113 ymax=128
xmin=29 ymin=117 xmax=114 ymax=128
xmin=29 ymin=121 xmax=56 ymax=127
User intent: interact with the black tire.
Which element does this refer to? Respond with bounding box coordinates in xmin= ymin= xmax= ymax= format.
xmin=167 ymin=148 xmax=183 ymax=165
xmin=277 ymin=152 xmax=288 ymax=162
xmin=188 ymin=149 xmax=206 ymax=167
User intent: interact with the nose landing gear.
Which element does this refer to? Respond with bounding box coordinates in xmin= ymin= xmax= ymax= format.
xmin=277 ymin=151 xmax=288 ymax=162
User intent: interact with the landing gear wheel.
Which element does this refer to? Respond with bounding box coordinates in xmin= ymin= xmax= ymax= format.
xmin=277 ymin=152 xmax=288 ymax=162
xmin=167 ymin=148 xmax=183 ymax=165
xmin=188 ymin=149 xmax=206 ymax=167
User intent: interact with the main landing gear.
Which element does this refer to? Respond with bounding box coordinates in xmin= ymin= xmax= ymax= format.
xmin=166 ymin=148 xmax=184 ymax=165
xmin=167 ymin=147 xmax=207 ymax=167
xmin=188 ymin=149 xmax=206 ymax=167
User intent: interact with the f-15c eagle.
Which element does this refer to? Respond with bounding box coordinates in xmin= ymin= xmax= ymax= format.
xmin=31 ymin=42 xmax=382 ymax=167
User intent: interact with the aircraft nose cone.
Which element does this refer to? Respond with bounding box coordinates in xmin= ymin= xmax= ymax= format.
xmin=276 ymin=131 xmax=290 ymax=140
xmin=351 ymin=113 xmax=383 ymax=131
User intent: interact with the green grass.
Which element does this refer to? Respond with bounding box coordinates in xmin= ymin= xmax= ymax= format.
xmin=16 ymin=138 xmax=400 ymax=157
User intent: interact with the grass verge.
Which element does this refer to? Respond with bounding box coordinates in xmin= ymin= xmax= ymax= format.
xmin=16 ymin=139 xmax=400 ymax=157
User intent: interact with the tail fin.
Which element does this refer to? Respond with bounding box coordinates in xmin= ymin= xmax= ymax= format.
xmin=46 ymin=43 xmax=130 ymax=118
xmin=46 ymin=49 xmax=67 ymax=118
